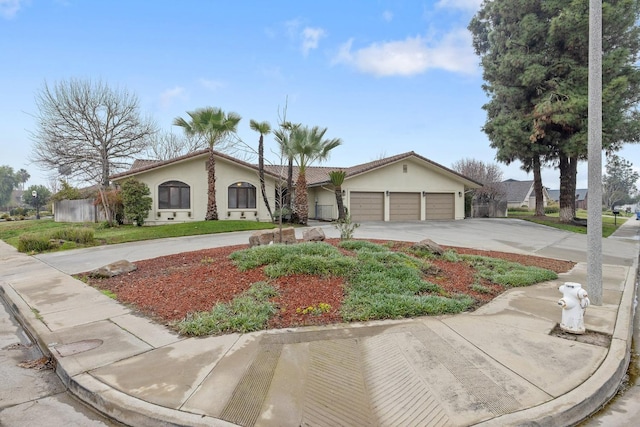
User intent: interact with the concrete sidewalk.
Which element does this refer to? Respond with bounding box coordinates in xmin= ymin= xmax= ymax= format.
xmin=1 ymin=218 xmax=638 ymax=426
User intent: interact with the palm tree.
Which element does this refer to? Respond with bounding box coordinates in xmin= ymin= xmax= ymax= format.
xmin=282 ymin=126 xmax=342 ymax=225
xmin=274 ymin=121 xmax=300 ymax=222
xmin=249 ymin=120 xmax=273 ymax=220
xmin=173 ymin=107 xmax=241 ymax=220
xmin=329 ymin=170 xmax=346 ymax=220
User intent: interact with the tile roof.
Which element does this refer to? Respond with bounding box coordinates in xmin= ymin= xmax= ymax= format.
xmin=114 ymin=150 xmax=483 ymax=188
xmin=264 ymin=151 xmax=483 ymax=187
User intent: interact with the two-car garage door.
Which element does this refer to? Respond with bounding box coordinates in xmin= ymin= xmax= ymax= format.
xmin=350 ymin=191 xmax=454 ymax=221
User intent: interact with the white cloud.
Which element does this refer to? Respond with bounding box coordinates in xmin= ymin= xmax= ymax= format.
xmin=159 ymin=86 xmax=186 ymax=109
xmin=301 ymin=27 xmax=326 ymax=56
xmin=436 ymin=0 xmax=482 ymax=12
xmin=332 ymin=29 xmax=478 ymax=77
xmin=198 ymin=78 xmax=224 ymax=91
xmin=0 ymin=0 xmax=25 ymax=19
xmin=284 ymin=19 xmax=326 ymax=56
xmin=382 ymin=10 xmax=393 ymax=22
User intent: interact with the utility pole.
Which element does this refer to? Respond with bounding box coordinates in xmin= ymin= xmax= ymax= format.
xmin=587 ymin=0 xmax=603 ymax=305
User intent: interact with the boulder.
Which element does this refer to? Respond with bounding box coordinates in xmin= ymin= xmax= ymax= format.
xmin=302 ymin=227 xmax=325 ymax=242
xmin=249 ymin=227 xmax=297 ymax=247
xmin=411 ymin=239 xmax=444 ymax=255
xmin=275 ymin=227 xmax=297 ymax=245
xmin=90 ymin=260 xmax=137 ymax=278
xmin=249 ymin=229 xmax=275 ymax=247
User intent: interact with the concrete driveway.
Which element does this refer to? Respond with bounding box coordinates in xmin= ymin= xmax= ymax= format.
xmin=35 ymin=218 xmax=639 ymax=275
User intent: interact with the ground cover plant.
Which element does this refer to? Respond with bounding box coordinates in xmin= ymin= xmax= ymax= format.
xmin=81 ymin=239 xmax=574 ymax=337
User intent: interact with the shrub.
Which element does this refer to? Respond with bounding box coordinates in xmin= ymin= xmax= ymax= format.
xmin=18 ymin=234 xmax=51 ymax=253
xmin=334 ymin=211 xmax=360 ymax=240
xmin=544 ymin=205 xmax=559 ymax=214
xmin=121 ymin=179 xmax=152 ymax=226
xmin=49 ymin=227 xmax=95 ymax=244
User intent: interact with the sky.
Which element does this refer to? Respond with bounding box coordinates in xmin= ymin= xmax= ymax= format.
xmin=1 ymin=0 xmax=638 ymax=191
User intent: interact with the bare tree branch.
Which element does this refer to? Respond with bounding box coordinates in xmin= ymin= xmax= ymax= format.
xmin=29 ymin=78 xmax=158 ymax=188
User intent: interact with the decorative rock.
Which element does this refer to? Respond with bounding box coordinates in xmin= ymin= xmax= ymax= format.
xmin=276 ymin=227 xmax=297 ymax=245
xmin=249 ymin=227 xmax=297 ymax=247
xmin=303 ymin=227 xmax=325 ymax=242
xmin=90 ymin=260 xmax=137 ymax=278
xmin=411 ymin=238 xmax=444 ymax=255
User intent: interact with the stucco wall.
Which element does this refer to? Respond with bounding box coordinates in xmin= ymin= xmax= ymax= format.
xmin=342 ymin=158 xmax=466 ymax=220
xmin=113 ymin=155 xmax=277 ymax=224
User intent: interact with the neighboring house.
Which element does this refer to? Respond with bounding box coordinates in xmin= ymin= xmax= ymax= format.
xmin=547 ymin=189 xmax=588 ymax=210
xmin=502 ymin=179 xmax=550 ymax=209
xmin=110 ymin=150 xmax=482 ymax=224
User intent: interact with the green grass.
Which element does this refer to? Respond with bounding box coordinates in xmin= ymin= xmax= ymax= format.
xmin=461 ymin=255 xmax=558 ymax=287
xmin=225 ymin=241 xmax=558 ymax=327
xmin=177 ymin=282 xmax=278 ymax=336
xmin=0 ymin=218 xmax=275 ymax=252
xmin=507 ymin=209 xmax=624 ymax=237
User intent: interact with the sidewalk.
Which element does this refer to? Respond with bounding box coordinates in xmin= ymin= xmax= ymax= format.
xmin=1 ymin=218 xmax=638 ymax=426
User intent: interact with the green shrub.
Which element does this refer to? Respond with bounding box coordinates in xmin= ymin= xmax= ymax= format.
xmin=17 ymin=234 xmax=51 ymax=253
xmin=544 ymin=205 xmax=559 ymax=214
xmin=121 ymin=179 xmax=152 ymax=226
xmin=49 ymin=227 xmax=95 ymax=244
xmin=508 ymin=207 xmax=531 ymax=213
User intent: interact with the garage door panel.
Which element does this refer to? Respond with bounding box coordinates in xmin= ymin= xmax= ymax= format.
xmin=425 ymin=193 xmax=454 ymax=220
xmin=390 ymin=192 xmax=420 ymax=221
xmin=350 ymin=192 xmax=384 ymax=221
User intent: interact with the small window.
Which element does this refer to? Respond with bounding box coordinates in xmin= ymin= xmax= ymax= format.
xmin=158 ymin=181 xmax=190 ymax=209
xmin=403 ymin=164 xmax=408 ymax=173
xmin=228 ymin=182 xmax=256 ymax=209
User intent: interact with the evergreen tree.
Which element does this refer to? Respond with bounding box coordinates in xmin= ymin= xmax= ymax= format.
xmin=470 ymin=0 xmax=640 ymax=222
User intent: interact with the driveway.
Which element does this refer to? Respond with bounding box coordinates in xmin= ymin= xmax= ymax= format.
xmin=35 ymin=218 xmax=639 ymax=275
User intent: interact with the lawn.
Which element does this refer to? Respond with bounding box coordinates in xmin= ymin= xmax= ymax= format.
xmin=506 ymin=209 xmax=625 ymax=238
xmin=0 ymin=218 xmax=276 ymax=252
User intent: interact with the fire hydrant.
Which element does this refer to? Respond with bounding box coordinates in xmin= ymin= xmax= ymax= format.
xmin=558 ymin=282 xmax=590 ymax=334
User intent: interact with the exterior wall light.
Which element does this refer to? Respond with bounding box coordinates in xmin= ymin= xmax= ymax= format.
xmin=458 ymin=191 xmax=463 ymax=197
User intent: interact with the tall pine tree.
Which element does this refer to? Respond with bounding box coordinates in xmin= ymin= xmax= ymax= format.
xmin=470 ymin=0 xmax=640 ymax=222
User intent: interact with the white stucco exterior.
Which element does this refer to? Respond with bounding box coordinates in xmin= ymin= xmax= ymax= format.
xmin=111 ymin=152 xmax=277 ymax=225
xmin=110 ymin=150 xmax=480 ymax=224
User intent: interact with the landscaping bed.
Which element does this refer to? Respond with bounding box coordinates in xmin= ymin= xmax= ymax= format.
xmin=80 ymin=239 xmax=575 ymax=336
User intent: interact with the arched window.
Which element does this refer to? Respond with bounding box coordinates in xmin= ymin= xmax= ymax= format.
xmin=158 ymin=181 xmax=190 ymax=209
xmin=228 ymin=182 xmax=256 ymax=209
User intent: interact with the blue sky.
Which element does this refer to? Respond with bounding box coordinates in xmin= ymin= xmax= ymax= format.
xmin=1 ymin=0 xmax=636 ymax=190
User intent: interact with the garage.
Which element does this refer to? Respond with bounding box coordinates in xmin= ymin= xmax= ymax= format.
xmin=389 ymin=192 xmax=420 ymax=221
xmin=425 ymin=193 xmax=454 ymax=220
xmin=350 ymin=192 xmax=384 ymax=221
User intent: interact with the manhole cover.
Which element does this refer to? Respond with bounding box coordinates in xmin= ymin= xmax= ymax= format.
xmin=550 ymin=324 xmax=611 ymax=348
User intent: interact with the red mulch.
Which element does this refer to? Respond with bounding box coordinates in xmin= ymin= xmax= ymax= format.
xmin=81 ymin=239 xmax=575 ymax=330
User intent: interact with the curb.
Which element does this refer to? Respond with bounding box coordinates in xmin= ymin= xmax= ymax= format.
xmin=475 ymin=254 xmax=638 ymax=426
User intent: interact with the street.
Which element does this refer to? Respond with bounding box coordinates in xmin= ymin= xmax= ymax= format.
xmin=0 ymin=297 xmax=120 ymax=426
xmin=580 ymin=276 xmax=640 ymax=426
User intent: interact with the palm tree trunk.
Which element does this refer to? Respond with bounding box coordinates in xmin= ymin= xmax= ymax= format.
xmin=286 ymin=157 xmax=294 ymax=222
xmin=258 ymin=135 xmax=272 ymax=219
xmin=335 ymin=187 xmax=346 ymax=220
xmin=295 ymin=171 xmax=308 ymax=225
xmin=206 ymin=148 xmax=218 ymax=220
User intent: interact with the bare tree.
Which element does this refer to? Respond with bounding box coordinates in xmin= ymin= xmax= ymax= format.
xmin=145 ymin=131 xmax=207 ymax=161
xmin=451 ymin=158 xmax=505 ymax=201
xmin=30 ymin=78 xmax=158 ymax=189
